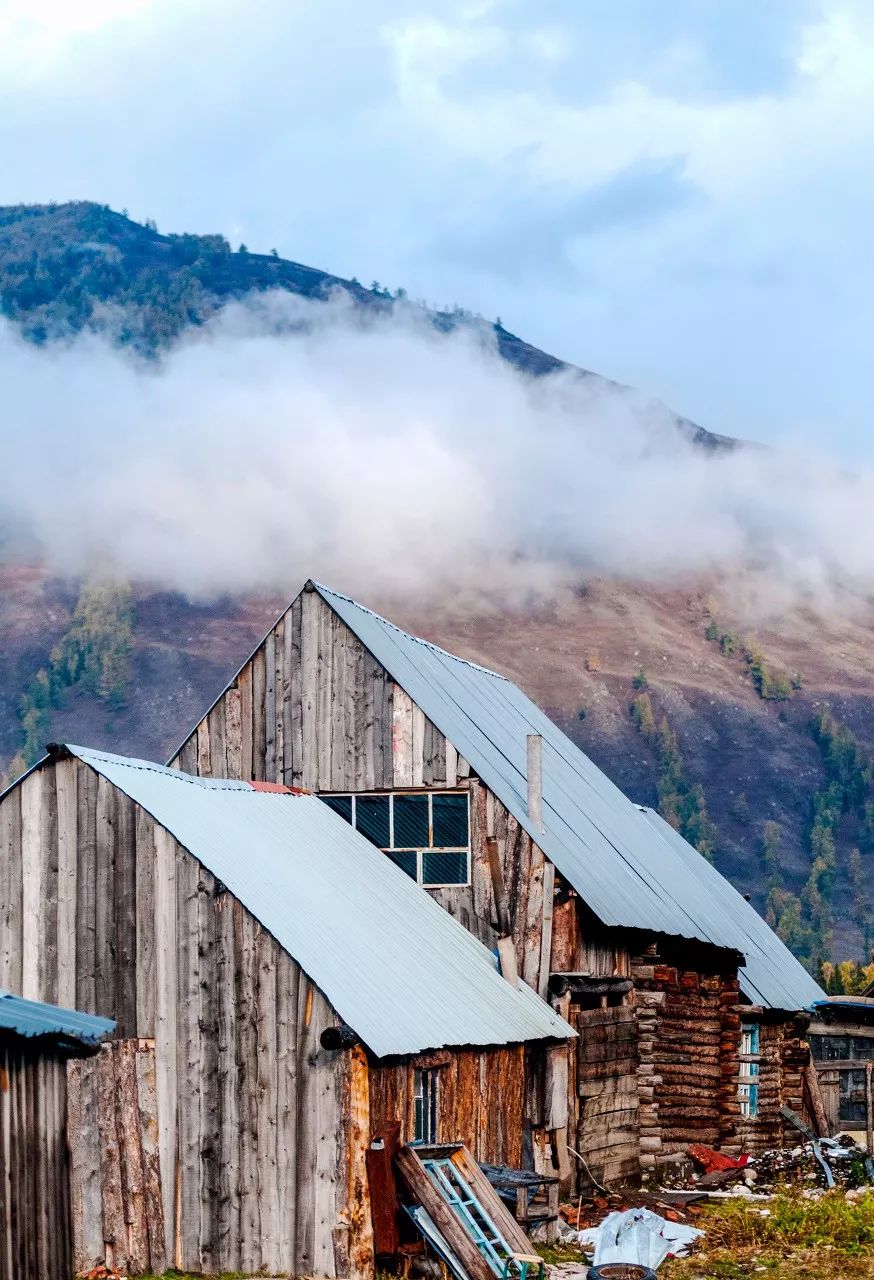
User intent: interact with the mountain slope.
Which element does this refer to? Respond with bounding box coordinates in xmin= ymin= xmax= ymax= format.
xmin=0 ymin=201 xmax=729 ymax=447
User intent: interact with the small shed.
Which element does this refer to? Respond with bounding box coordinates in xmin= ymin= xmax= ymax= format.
xmin=0 ymin=991 xmax=114 ymax=1280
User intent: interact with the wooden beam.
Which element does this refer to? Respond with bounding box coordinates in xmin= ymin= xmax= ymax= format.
xmin=486 ymin=836 xmax=512 ymax=938
xmin=803 ymin=1059 xmax=830 ymax=1138
xmin=537 ymin=862 xmax=555 ymax=1001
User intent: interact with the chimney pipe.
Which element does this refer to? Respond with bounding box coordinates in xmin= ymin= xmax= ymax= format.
xmin=527 ymin=734 xmax=543 ymax=833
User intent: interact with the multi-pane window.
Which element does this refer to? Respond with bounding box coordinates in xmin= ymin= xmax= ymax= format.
xmin=810 ymin=1033 xmax=874 ymax=1062
xmin=321 ymin=791 xmax=470 ymax=887
xmin=414 ymin=1068 xmax=439 ymax=1144
xmin=739 ymin=1023 xmax=760 ymax=1118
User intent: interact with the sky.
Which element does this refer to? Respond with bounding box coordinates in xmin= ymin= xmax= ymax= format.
xmin=1 ymin=0 xmax=873 ymax=455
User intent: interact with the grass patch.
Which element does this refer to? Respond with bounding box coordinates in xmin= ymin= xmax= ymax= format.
xmin=536 ymin=1240 xmax=591 ymax=1265
xmin=664 ymin=1190 xmax=874 ymax=1278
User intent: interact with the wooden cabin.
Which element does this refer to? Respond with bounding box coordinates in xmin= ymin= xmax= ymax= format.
xmin=809 ymin=996 xmax=874 ymax=1148
xmin=0 ymin=743 xmax=571 ymax=1277
xmin=0 ymin=991 xmax=114 ymax=1280
xmin=169 ymin=579 xmax=826 ymax=1180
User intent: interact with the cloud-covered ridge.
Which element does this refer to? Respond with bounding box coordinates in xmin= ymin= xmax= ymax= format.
xmin=2 ymin=292 xmax=872 ymax=603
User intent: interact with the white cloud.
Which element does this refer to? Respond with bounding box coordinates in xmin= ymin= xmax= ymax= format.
xmin=382 ymin=2 xmax=874 ymax=201
xmin=2 ymin=296 xmax=874 ymax=608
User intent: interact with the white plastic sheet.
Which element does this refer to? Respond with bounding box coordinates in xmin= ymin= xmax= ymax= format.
xmin=577 ymin=1207 xmax=703 ymax=1269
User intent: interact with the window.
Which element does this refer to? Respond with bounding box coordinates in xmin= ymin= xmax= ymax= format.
xmin=321 ymin=791 xmax=470 ymax=887
xmin=739 ymin=1023 xmax=760 ymax=1118
xmin=414 ymin=1068 xmax=439 ymax=1144
xmin=810 ymin=1033 xmax=874 ymax=1063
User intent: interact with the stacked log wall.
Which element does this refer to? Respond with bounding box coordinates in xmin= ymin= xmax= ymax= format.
xmin=733 ymin=1016 xmax=811 ymax=1154
xmin=574 ymin=1005 xmax=639 ymax=1184
xmin=0 ymin=757 xmax=360 ymax=1278
xmin=632 ymin=946 xmax=741 ymax=1166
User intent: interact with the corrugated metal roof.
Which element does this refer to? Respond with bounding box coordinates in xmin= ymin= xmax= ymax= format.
xmin=0 ymin=991 xmax=115 ymax=1048
xmin=314 ymin=583 xmax=826 ymax=1012
xmin=637 ymin=807 xmax=824 ymax=1011
xmin=66 ymin=745 xmax=573 ymax=1058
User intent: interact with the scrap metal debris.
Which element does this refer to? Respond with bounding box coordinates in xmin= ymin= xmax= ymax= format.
xmin=660 ymin=1132 xmax=871 ymax=1195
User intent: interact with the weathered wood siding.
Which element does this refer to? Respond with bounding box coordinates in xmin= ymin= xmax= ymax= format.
xmin=170 ymin=586 xmax=642 ymax=1190
xmin=368 ymin=1045 xmax=526 ymax=1169
xmin=0 ymin=758 xmax=363 ymax=1277
xmin=0 ymin=1042 xmax=72 ymax=1280
xmin=575 ymin=1006 xmax=639 ymax=1184
xmin=67 ymin=1039 xmax=165 ymax=1275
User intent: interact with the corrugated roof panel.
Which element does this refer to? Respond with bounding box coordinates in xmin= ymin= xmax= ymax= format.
xmin=637 ymin=808 xmax=825 ymax=1011
xmin=315 ymin=584 xmax=827 ymax=1011
xmin=0 ymin=991 xmax=115 ymax=1047
xmin=67 ymin=745 xmax=573 ymax=1058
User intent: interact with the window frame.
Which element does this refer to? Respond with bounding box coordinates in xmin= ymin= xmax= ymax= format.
xmin=739 ymin=1023 xmax=761 ymax=1119
xmin=413 ymin=1066 xmax=440 ymax=1144
xmin=321 ymin=789 xmax=471 ymax=888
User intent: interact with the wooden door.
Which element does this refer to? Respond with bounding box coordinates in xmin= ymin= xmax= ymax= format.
xmin=575 ymin=1005 xmax=640 ymax=1185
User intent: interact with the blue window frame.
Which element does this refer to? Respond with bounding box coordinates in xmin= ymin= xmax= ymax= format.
xmin=739 ymin=1023 xmax=760 ymax=1118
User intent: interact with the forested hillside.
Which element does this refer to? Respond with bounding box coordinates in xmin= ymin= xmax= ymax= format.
xmin=0 ymin=201 xmax=726 ymax=444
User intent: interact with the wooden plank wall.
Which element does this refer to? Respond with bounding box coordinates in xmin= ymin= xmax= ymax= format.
xmin=368 ymin=1045 xmax=526 ymax=1169
xmin=0 ymin=1043 xmax=72 ymax=1280
xmin=168 ymin=586 xmax=644 ymax=1192
xmin=575 ymin=1006 xmax=639 ymax=1184
xmin=67 ymin=1039 xmax=165 ymax=1275
xmin=0 ymin=758 xmax=365 ymax=1278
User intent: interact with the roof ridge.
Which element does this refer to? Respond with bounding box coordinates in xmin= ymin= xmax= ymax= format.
xmin=68 ymin=745 xmax=252 ymax=791
xmin=314 ymin=582 xmax=509 ymax=681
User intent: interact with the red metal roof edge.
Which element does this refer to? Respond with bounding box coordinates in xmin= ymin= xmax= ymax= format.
xmin=246 ymin=780 xmax=310 ymax=795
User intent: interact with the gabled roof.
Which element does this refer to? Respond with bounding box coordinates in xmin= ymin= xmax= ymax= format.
xmin=65 ymin=745 xmax=573 ymax=1058
xmin=313 ymin=583 xmax=826 ymax=1012
xmin=0 ymin=991 xmax=114 ymax=1051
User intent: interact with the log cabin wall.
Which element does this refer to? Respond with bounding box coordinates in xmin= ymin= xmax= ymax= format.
xmin=0 ymin=757 xmax=367 ymax=1278
xmin=0 ymin=1041 xmax=72 ymax=1280
xmin=573 ymin=1004 xmax=639 ymax=1185
xmin=368 ymin=1045 xmax=526 ymax=1169
xmin=632 ymin=942 xmax=741 ymax=1167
